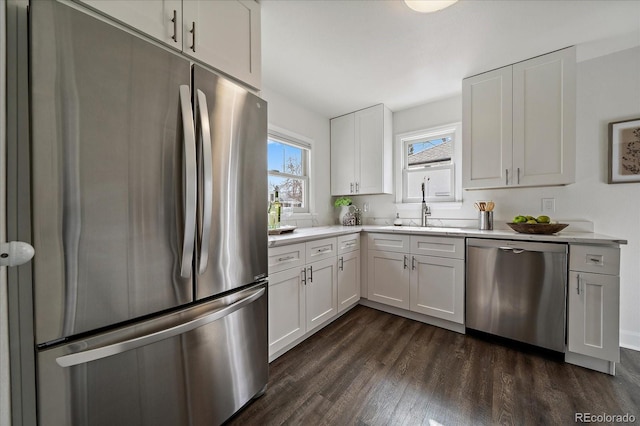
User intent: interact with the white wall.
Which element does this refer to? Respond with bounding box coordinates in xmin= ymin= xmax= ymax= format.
xmin=353 ymin=46 xmax=640 ymax=350
xmin=261 ymin=87 xmax=333 ymax=226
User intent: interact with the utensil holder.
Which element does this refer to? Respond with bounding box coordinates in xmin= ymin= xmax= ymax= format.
xmin=479 ymin=211 xmax=493 ymax=230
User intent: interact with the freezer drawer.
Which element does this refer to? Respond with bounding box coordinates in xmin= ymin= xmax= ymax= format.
xmin=37 ymin=283 xmax=268 ymax=426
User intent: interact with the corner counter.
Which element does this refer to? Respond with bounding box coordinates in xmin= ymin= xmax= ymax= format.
xmin=268 ymin=225 xmax=627 ymax=247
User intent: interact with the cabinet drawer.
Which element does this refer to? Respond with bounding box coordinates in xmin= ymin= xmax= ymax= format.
xmin=338 ymin=234 xmax=360 ymax=254
xmin=306 ymin=238 xmax=337 ymax=263
xmin=367 ymin=233 xmax=410 ymax=253
xmin=268 ymin=243 xmax=305 ymax=274
xmin=570 ymin=245 xmax=619 ymax=275
xmin=410 ymin=236 xmax=465 ymax=259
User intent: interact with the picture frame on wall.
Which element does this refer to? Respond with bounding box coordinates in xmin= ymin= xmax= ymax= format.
xmin=608 ymin=118 xmax=640 ymax=184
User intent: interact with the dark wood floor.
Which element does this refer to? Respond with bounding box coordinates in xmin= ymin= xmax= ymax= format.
xmin=229 ymin=305 xmax=640 ymax=425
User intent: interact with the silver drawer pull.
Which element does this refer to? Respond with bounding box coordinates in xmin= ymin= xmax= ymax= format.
xmin=317 ymin=247 xmax=331 ymax=253
xmin=277 ymin=255 xmax=295 ymax=262
xmin=586 ymin=255 xmax=603 ymax=265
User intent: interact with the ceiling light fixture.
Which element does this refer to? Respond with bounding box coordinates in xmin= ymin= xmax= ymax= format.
xmin=404 ymin=0 xmax=458 ymax=13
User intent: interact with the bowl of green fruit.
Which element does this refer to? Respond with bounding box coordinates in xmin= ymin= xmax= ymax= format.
xmin=507 ymin=215 xmax=569 ymax=234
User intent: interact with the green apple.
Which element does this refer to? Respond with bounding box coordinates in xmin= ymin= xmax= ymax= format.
xmin=513 ymin=215 xmax=527 ymax=223
xmin=526 ymin=219 xmax=538 ymax=224
xmin=537 ymin=215 xmax=550 ymax=223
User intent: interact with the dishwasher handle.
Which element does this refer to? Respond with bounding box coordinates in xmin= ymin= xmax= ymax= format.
xmin=499 ymin=246 xmax=525 ymax=254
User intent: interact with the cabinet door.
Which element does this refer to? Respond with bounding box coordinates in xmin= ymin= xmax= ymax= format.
xmin=568 ymin=272 xmax=620 ymax=362
xmin=78 ymin=0 xmax=182 ymax=48
xmin=462 ymin=66 xmax=513 ymax=189
xmin=330 ymin=113 xmax=356 ymax=195
xmin=305 ymin=257 xmax=338 ymax=332
xmin=183 ymin=0 xmax=261 ymax=89
xmin=268 ymin=267 xmax=306 ymax=357
xmin=338 ymin=251 xmax=360 ymax=313
xmin=513 ymin=47 xmax=575 ymax=186
xmin=410 ymin=255 xmax=464 ymax=324
xmin=356 ymin=104 xmax=391 ymax=195
xmin=367 ymin=250 xmax=410 ymax=309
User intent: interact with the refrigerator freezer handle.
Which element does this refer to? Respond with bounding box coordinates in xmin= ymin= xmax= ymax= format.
xmin=179 ymin=85 xmax=197 ymax=278
xmin=196 ymin=89 xmax=213 ymax=275
xmin=56 ymin=286 xmax=265 ymax=368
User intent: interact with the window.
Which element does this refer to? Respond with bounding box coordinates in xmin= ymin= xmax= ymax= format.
xmin=396 ymin=123 xmax=461 ymax=204
xmin=267 ymin=128 xmax=311 ymax=213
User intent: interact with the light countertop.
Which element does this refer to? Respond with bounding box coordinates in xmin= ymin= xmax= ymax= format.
xmin=267 ymin=225 xmax=627 ymax=247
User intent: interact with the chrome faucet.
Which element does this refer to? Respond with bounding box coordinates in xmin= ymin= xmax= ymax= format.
xmin=421 ymin=182 xmax=431 ymax=227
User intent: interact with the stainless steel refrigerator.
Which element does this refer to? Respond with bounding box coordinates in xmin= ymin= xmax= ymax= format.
xmin=28 ymin=2 xmax=268 ymax=425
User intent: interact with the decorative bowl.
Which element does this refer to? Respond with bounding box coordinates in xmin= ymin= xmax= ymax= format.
xmin=506 ymin=222 xmax=569 ymax=235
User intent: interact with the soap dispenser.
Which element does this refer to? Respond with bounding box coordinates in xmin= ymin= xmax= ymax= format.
xmin=393 ymin=213 xmax=402 ymax=227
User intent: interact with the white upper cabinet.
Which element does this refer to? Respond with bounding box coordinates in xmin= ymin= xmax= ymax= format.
xmin=462 ymin=66 xmax=513 ymax=188
xmin=462 ymin=47 xmax=576 ymax=189
xmin=75 ymin=0 xmax=261 ymax=89
xmin=77 ymin=0 xmax=183 ymax=47
xmin=183 ymin=0 xmax=261 ymax=89
xmin=331 ymin=104 xmax=393 ymax=196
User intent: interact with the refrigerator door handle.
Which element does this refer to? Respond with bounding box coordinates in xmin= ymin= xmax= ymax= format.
xmin=56 ymin=287 xmax=265 ymax=368
xmin=179 ymin=85 xmax=197 ymax=278
xmin=196 ymin=89 xmax=213 ymax=275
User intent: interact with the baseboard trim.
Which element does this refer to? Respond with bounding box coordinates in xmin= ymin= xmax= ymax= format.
xmin=620 ymin=330 xmax=640 ymax=352
xmin=565 ymin=351 xmax=616 ymax=375
xmin=358 ymin=299 xmax=465 ymax=334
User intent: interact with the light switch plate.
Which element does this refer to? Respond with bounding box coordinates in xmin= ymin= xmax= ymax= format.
xmin=541 ymin=198 xmax=556 ymax=213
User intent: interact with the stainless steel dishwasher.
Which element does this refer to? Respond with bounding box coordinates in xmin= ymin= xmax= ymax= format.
xmin=466 ymin=238 xmax=568 ymax=352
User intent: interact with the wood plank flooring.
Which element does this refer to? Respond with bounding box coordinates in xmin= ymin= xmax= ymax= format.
xmin=228 ymin=305 xmax=640 ymax=425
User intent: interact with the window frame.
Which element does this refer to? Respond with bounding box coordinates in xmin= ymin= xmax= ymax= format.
xmin=267 ymin=126 xmax=312 ymax=214
xmin=395 ymin=122 xmax=462 ymax=205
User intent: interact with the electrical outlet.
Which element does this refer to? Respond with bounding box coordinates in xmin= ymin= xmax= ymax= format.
xmin=363 ymin=202 xmax=369 ymax=212
xmin=541 ymin=198 xmax=556 ymax=213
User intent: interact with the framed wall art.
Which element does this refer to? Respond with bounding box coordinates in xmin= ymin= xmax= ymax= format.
xmin=608 ymin=118 xmax=640 ymax=184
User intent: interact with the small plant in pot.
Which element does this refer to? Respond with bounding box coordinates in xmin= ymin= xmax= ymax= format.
xmin=334 ymin=197 xmax=353 ymax=225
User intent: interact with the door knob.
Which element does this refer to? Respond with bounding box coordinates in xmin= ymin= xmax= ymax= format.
xmin=0 ymin=241 xmax=35 ymax=267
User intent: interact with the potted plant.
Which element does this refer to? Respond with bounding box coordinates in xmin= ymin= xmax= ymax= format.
xmin=334 ymin=197 xmax=353 ymax=225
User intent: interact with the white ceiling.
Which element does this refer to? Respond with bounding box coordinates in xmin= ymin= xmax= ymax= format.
xmin=261 ymin=0 xmax=640 ymax=118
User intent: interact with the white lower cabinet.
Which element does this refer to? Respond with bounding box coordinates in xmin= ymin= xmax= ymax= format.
xmin=567 ymin=271 xmax=620 ymax=362
xmin=367 ymin=250 xmax=410 ymax=309
xmin=268 ymin=235 xmax=360 ymax=360
xmin=367 ymin=234 xmax=465 ymax=325
xmin=305 ymin=257 xmax=338 ymax=333
xmin=338 ymin=250 xmax=360 ymax=313
xmin=268 ymin=267 xmax=306 ymax=356
xmin=410 ymin=254 xmax=464 ymax=324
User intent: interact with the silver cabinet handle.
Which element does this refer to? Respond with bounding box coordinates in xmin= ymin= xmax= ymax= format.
xmin=412 ymin=256 xmax=416 ymax=270
xmin=505 ymin=169 xmax=509 ymax=185
xmin=308 ymin=266 xmax=313 ymax=283
xmin=517 ymin=167 xmax=521 ymax=184
xmin=190 ymin=21 xmax=196 ymax=52
xmin=196 ymin=89 xmax=213 ymax=275
xmin=301 ymin=268 xmax=307 ymax=285
xmin=56 ymin=287 xmax=265 ymax=367
xmin=339 ymin=257 xmax=344 ymax=271
xmin=576 ymin=274 xmax=585 ymax=295
xmin=350 ymin=182 xmax=354 ymax=193
xmin=403 ymin=255 xmax=408 ymax=270
xmin=179 ymin=85 xmax=197 ymax=278
xmin=317 ymin=247 xmax=331 ymax=253
xmin=355 ymin=182 xmax=359 ymax=193
xmin=277 ymin=255 xmax=294 ymax=262
xmin=171 ymin=10 xmax=177 ymax=42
